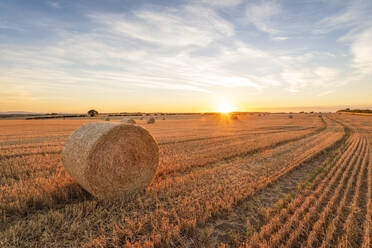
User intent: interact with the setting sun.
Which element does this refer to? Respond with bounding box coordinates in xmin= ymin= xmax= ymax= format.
xmin=217 ymin=103 xmax=235 ymax=114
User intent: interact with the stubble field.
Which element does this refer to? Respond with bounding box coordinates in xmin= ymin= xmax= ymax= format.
xmin=0 ymin=113 xmax=371 ymax=247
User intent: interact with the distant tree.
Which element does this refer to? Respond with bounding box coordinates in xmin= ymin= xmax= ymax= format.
xmin=88 ymin=109 xmax=98 ymax=117
xmin=337 ymin=108 xmax=372 ymax=114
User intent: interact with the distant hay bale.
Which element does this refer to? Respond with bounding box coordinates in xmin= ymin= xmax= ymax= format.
xmin=162 ymin=117 xmax=166 ymax=120
xmin=120 ymin=118 xmax=136 ymax=124
xmin=288 ymin=115 xmax=293 ymax=119
xmin=105 ymin=116 xmax=110 ymax=121
xmin=62 ymin=122 xmax=159 ymax=199
xmin=127 ymin=118 xmax=136 ymax=124
xmin=230 ymin=115 xmax=239 ymax=120
xmin=147 ymin=117 xmax=155 ymax=124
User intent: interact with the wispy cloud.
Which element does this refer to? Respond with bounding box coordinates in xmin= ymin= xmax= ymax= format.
xmin=281 ymin=66 xmax=340 ymax=93
xmin=272 ymin=36 xmax=288 ymax=41
xmin=0 ymin=0 xmax=370 ymax=111
xmin=351 ymin=28 xmax=372 ymax=75
xmin=0 ymin=20 xmax=23 ymax=31
xmin=315 ymin=1 xmax=371 ymax=35
xmin=317 ymin=90 xmax=332 ymax=97
xmin=0 ymin=0 xmax=350 ymax=102
xmin=199 ymin=0 xmax=242 ymax=7
xmin=312 ymin=0 xmax=372 ymax=78
xmin=47 ymin=1 xmax=60 ymax=8
xmin=89 ymin=5 xmax=234 ymax=47
xmin=245 ymin=1 xmax=281 ymax=35
xmin=1 ymin=3 xmax=277 ymax=97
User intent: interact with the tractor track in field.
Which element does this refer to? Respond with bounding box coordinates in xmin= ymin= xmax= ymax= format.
xmin=244 ymin=117 xmax=371 ymax=248
xmin=189 ymin=116 xmax=350 ymax=247
xmin=154 ymin=119 xmax=327 ymax=179
xmin=0 ymin=151 xmax=61 ymax=161
xmin=157 ymin=127 xmax=314 ymax=146
xmin=0 ymin=130 xmax=306 ymax=160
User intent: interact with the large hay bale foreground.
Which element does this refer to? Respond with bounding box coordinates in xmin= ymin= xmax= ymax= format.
xmin=62 ymin=122 xmax=159 ymax=199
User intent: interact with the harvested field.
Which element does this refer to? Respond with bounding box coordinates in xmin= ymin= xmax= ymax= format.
xmin=243 ymin=114 xmax=372 ymax=248
xmin=0 ymin=113 xmax=371 ymax=248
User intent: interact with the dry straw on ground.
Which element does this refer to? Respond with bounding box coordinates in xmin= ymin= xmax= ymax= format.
xmin=147 ymin=117 xmax=155 ymax=124
xmin=62 ymin=122 xmax=159 ymax=199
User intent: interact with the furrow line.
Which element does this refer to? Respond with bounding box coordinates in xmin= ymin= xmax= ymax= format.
xmin=249 ymin=134 xmax=359 ymax=247
xmin=254 ymin=135 xmax=363 ymax=247
xmin=319 ymin=137 xmax=368 ymax=247
xmin=361 ymin=140 xmax=372 ymax=248
xmin=336 ymin=137 xmax=370 ymax=247
xmin=302 ymin=136 xmax=367 ymax=248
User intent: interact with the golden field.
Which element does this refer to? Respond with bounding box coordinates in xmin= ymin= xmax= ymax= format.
xmin=0 ymin=113 xmax=371 ymax=247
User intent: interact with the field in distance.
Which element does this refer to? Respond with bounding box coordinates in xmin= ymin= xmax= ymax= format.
xmin=0 ymin=113 xmax=371 ymax=247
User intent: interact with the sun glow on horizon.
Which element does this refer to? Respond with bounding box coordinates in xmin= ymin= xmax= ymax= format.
xmin=216 ymin=103 xmax=236 ymax=114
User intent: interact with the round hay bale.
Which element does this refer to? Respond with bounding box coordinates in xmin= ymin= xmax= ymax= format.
xmin=62 ymin=122 xmax=159 ymax=199
xmin=105 ymin=116 xmax=110 ymax=121
xmin=288 ymin=115 xmax=293 ymax=119
xmin=230 ymin=115 xmax=239 ymax=120
xmin=120 ymin=118 xmax=136 ymax=124
xmin=147 ymin=117 xmax=155 ymax=124
xmin=127 ymin=118 xmax=136 ymax=124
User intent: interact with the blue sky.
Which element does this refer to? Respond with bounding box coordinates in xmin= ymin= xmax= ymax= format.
xmin=0 ymin=0 xmax=371 ymax=113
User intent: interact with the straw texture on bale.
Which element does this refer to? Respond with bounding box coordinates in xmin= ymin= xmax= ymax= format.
xmin=62 ymin=122 xmax=159 ymax=199
xmin=147 ymin=117 xmax=155 ymax=124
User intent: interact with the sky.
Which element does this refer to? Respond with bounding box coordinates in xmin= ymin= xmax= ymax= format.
xmin=0 ymin=0 xmax=371 ymax=113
